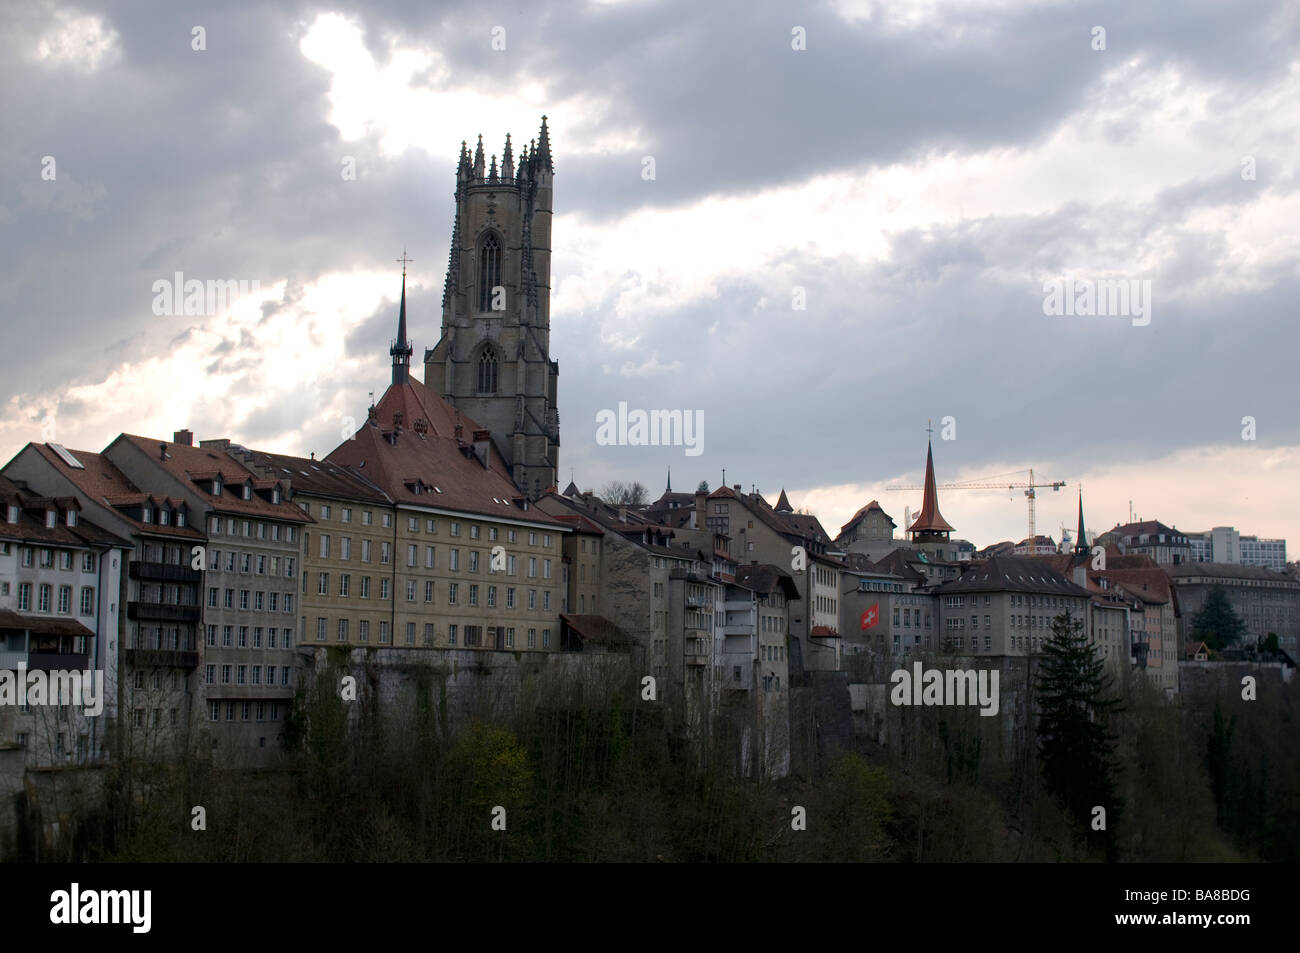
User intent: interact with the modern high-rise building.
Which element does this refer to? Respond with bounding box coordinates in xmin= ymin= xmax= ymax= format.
xmin=1185 ymin=527 xmax=1287 ymax=572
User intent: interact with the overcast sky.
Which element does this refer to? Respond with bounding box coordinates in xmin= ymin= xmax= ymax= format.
xmin=3 ymin=0 xmax=1298 ymax=551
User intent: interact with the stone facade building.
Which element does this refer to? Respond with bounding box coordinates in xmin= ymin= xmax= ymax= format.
xmin=3 ymin=444 xmax=201 ymax=762
xmin=0 ymin=473 xmax=129 ymax=767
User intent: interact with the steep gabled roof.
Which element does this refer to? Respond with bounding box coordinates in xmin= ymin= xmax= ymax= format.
xmin=325 ymin=377 xmax=561 ymax=526
xmin=734 ymin=563 xmax=802 ymax=600
xmin=20 ymin=443 xmax=203 ymax=539
xmin=113 ymin=434 xmax=311 ymax=523
xmin=838 ymin=500 xmax=895 ymax=537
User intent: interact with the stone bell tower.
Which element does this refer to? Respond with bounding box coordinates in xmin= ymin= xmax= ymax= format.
xmin=424 ymin=116 xmax=559 ymax=500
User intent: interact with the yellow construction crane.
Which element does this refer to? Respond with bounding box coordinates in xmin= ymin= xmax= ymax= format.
xmin=885 ymin=468 xmax=1067 ymax=548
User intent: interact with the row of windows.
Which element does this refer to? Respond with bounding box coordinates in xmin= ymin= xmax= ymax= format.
xmin=207 ymin=588 xmax=295 ymax=612
xmin=204 ymin=625 xmax=293 ymax=649
xmin=309 ymin=617 xmax=552 ymax=649
xmin=203 ymin=663 xmax=292 ymax=686
xmin=209 ymin=517 xmax=297 ymax=543
xmin=15 ymin=583 xmax=96 ymax=616
xmin=309 ymin=503 xmax=554 ymax=550
xmin=312 ymin=573 xmax=554 ymax=610
xmin=132 ymin=670 xmax=186 ymax=691
xmin=208 ymin=550 xmax=296 ymax=577
xmin=208 ymin=700 xmax=284 ymax=722
xmin=13 ymin=548 xmax=98 ymax=572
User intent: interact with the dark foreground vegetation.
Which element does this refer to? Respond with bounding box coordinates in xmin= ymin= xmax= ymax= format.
xmin=11 ymin=644 xmax=1299 ymax=863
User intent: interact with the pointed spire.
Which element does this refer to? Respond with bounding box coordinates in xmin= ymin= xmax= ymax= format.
xmin=489 ymin=154 xmax=498 ymax=181
xmin=390 ymin=267 xmax=413 ymax=386
xmin=665 ymin=466 xmax=672 ymax=494
xmin=502 ymin=133 xmax=514 ymax=179
xmin=908 ymin=440 xmax=954 ymax=538
xmin=536 ymin=115 xmax=552 ymax=173
xmin=775 ymin=488 xmax=793 ymax=513
xmin=473 ymin=134 xmax=485 ymax=178
xmin=1074 ymin=489 xmax=1089 ymax=557
xmin=457 ymin=141 xmax=470 ymax=183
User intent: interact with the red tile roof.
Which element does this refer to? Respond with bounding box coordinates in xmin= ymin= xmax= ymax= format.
xmin=325 ymin=378 xmax=561 ymax=526
xmin=23 ymin=443 xmax=206 ymax=539
xmin=112 ymin=434 xmax=311 ymax=523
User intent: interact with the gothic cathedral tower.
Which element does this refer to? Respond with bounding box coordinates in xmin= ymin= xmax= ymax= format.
xmin=424 ymin=116 xmax=559 ymax=500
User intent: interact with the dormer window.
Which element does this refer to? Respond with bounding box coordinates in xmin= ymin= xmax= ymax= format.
xmin=213 ymin=476 xmax=223 ymax=496
xmin=242 ymin=483 xmax=252 ymax=500
xmin=177 ymin=510 xmax=186 ymax=527
xmin=45 ymin=509 xmax=56 ymax=528
xmin=159 ymin=508 xmax=170 ymax=526
xmin=272 ymin=488 xmax=281 ymax=504
xmin=142 ymin=506 xmax=152 ymax=524
xmin=5 ymin=505 xmax=16 ymax=524
xmin=66 ymin=510 xmax=77 ymax=527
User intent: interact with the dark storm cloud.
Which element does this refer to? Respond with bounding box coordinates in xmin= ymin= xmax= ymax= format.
xmin=1 ymin=0 xmax=1297 ymax=528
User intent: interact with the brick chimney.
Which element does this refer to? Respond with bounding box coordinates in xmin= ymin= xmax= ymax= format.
xmin=173 ymin=429 xmax=193 ymax=446
xmin=694 ymin=490 xmax=707 ymax=529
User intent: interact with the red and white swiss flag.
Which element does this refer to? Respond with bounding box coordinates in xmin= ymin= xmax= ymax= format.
xmin=860 ymin=603 xmax=880 ymax=630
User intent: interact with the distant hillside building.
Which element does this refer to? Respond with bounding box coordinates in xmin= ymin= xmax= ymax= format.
xmin=1098 ymin=520 xmax=1191 ymax=566
xmin=1167 ymin=562 xmax=1300 ymax=656
xmin=1185 ymin=527 xmax=1287 ymax=572
xmin=834 ymin=500 xmax=897 ymax=561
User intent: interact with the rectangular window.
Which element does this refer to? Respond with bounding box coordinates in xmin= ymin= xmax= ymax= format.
xmin=469 ymin=584 xmax=479 ymax=607
xmin=340 ymin=574 xmax=350 ymax=597
xmin=358 ymin=620 xmax=369 ymax=642
xmin=506 ymin=587 xmax=515 ymax=609
xmin=447 ymin=624 xmax=457 ymax=646
xmin=450 ymin=549 xmax=460 ymax=571
xmin=318 ymin=573 xmax=329 ymax=595
xmin=338 ymin=619 xmax=349 ymax=642
xmin=405 ymin=622 xmax=415 ymax=645
xmin=527 ymin=628 xmax=536 ymax=649
xmin=361 ymin=576 xmax=370 ymax=598
xmin=487 ymin=585 xmax=497 ymax=608
xmin=239 ymin=626 xmax=248 ymax=647
xmin=448 ymin=583 xmax=458 ymax=605
xmin=379 ymin=621 xmax=390 ymax=644
xmin=380 ymin=579 xmax=390 ymax=600
xmin=425 ymin=580 xmax=434 ymax=603
xmin=425 ymin=545 xmax=435 ymax=569
xmin=317 ymin=618 xmax=327 ymax=641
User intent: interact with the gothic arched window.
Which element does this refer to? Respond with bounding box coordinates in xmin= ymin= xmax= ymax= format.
xmin=478 ymin=232 xmax=502 ymax=312
xmin=477 ymin=347 xmax=498 ymax=394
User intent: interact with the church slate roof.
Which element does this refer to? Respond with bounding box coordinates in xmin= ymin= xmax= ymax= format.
xmin=325 ymin=377 xmax=562 ymax=527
